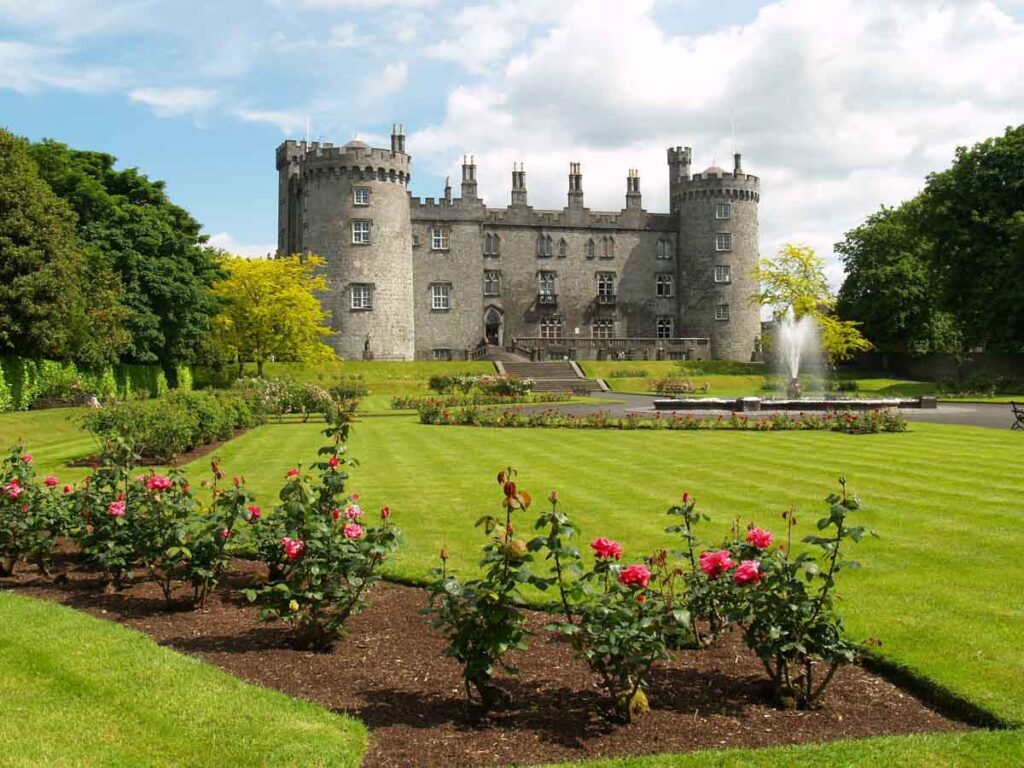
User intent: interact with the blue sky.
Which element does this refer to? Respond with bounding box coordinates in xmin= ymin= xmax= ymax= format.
xmin=2 ymin=0 xmax=1023 ymax=278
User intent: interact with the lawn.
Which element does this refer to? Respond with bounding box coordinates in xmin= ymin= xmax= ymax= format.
xmin=2 ymin=402 xmax=1024 ymax=766
xmin=0 ymin=592 xmax=366 ymax=768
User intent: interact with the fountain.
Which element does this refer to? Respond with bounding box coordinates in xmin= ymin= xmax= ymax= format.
xmin=776 ymin=307 xmax=816 ymax=399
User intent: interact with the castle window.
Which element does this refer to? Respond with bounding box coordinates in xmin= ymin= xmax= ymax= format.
xmin=715 ymin=232 xmax=732 ymax=252
xmin=538 ymin=271 xmax=556 ymax=297
xmin=353 ymin=187 xmax=370 ymax=206
xmin=715 ymin=303 xmax=730 ymax=321
xmin=597 ymin=272 xmax=616 ymax=300
xmin=484 ymin=270 xmax=501 ymax=297
xmin=540 ymin=316 xmax=563 ymax=339
xmin=656 ymin=238 xmax=672 ymax=260
xmin=656 ymin=316 xmax=674 ymax=338
xmin=592 ymin=318 xmax=614 ymax=339
xmin=431 ymin=226 xmax=450 ymax=251
xmin=600 ymin=236 xmax=614 ymax=259
xmin=714 ymin=265 xmax=732 ymax=283
xmin=656 ymin=273 xmax=674 ymax=298
xmin=352 ymin=220 xmax=371 ymax=245
xmin=585 ymin=239 xmax=595 ymax=259
xmin=537 ymin=234 xmax=553 ymax=257
xmin=715 ymin=203 xmax=732 ymax=220
xmin=431 ymin=283 xmax=451 ymax=310
xmin=558 ymin=238 xmax=567 ymax=258
xmin=351 ymin=283 xmax=373 ymax=310
xmin=432 ymin=348 xmax=453 ymax=361
xmin=484 ymin=233 xmax=500 ymax=257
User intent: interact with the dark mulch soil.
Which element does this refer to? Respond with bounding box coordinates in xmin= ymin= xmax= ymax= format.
xmin=3 ymin=557 xmax=971 ymax=768
xmin=69 ymin=428 xmax=249 ymax=468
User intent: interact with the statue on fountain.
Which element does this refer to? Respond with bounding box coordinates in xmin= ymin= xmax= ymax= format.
xmin=787 ymin=377 xmax=802 ymax=400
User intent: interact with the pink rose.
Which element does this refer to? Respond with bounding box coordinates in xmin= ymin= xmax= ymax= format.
xmin=281 ymin=536 xmax=305 ymax=560
xmin=379 ymin=506 xmax=391 ymax=519
xmin=733 ymin=560 xmax=762 ymax=585
xmin=344 ymin=504 xmax=363 ymax=520
xmin=44 ymin=476 xmax=59 ymax=487
xmin=699 ymin=549 xmax=735 ymax=579
xmin=20 ymin=454 xmax=32 ymax=464
xmin=4 ymin=481 xmax=24 ymax=500
xmin=107 ymin=500 xmax=126 ymax=517
xmin=590 ymin=536 xmax=623 ymax=561
xmin=328 ymin=456 xmax=339 ymax=469
xmin=618 ymin=564 xmax=651 ymax=589
xmin=147 ymin=475 xmax=172 ymax=492
xmin=246 ymin=504 xmax=261 ymax=521
xmin=746 ymin=527 xmax=774 ymax=549
xmin=342 ymin=523 xmax=365 ymax=540
xmin=219 ymin=528 xmax=232 ymax=540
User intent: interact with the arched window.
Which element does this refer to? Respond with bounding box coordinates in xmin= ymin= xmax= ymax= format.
xmin=558 ymin=238 xmax=567 ymax=258
xmin=586 ymin=238 xmax=595 ymax=259
xmin=601 ymin=236 xmax=614 ymax=259
xmin=537 ymin=234 xmax=552 ymax=257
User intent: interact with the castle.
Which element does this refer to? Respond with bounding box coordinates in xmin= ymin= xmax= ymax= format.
xmin=276 ymin=126 xmax=761 ymax=362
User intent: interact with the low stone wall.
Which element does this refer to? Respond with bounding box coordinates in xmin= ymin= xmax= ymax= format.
xmin=653 ymin=396 xmax=938 ymax=412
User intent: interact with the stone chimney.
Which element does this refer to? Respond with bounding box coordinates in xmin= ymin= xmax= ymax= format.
xmin=625 ymin=168 xmax=642 ymax=210
xmin=567 ymin=162 xmax=583 ymax=209
xmin=461 ymin=155 xmax=478 ymax=201
xmin=511 ymin=162 xmax=527 ymax=206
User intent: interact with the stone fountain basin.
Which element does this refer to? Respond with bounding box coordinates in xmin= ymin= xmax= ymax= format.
xmin=652 ymin=396 xmax=937 ymax=412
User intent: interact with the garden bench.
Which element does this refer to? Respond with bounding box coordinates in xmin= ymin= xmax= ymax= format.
xmin=1012 ymin=402 xmax=1024 ymax=430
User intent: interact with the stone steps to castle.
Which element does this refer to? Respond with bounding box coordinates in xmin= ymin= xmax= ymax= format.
xmin=496 ymin=360 xmax=604 ymax=393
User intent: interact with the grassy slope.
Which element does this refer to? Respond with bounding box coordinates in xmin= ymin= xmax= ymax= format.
xmin=0 ymin=593 xmax=366 ymax=768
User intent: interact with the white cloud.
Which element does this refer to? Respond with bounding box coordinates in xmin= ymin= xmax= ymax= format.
xmin=0 ymin=0 xmax=150 ymax=40
xmin=0 ymin=41 xmax=121 ymax=94
xmin=328 ymin=23 xmax=360 ymax=47
xmin=360 ymin=61 xmax=407 ymax=101
xmin=276 ymin=0 xmax=434 ymax=8
xmin=236 ymin=108 xmax=308 ymax=135
xmin=410 ymin=0 xmax=1024 ymax=283
xmin=128 ymin=87 xmax=219 ymax=119
xmin=207 ymin=232 xmax=277 ymax=258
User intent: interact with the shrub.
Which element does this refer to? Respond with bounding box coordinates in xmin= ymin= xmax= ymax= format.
xmin=390 ymin=392 xmax=567 ymax=410
xmin=477 ymin=374 xmax=534 ymax=396
xmin=609 ymin=368 xmax=649 ymax=378
xmin=650 ymin=378 xmax=709 ymax=396
xmin=0 ymin=445 xmax=71 ymax=576
xmin=428 ymin=373 xmax=481 ymax=394
xmin=427 ymin=468 xmax=538 ymax=710
xmin=244 ymin=414 xmax=399 ymax=650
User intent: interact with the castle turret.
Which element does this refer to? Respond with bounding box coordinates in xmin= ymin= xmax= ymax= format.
xmin=276 ymin=136 xmax=415 ymax=360
xmin=567 ymin=162 xmax=584 ymax=209
xmin=671 ymin=149 xmax=760 ymax=361
xmin=511 ymin=162 xmax=528 ymax=206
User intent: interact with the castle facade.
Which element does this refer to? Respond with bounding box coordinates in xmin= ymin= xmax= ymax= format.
xmin=276 ymin=126 xmax=761 ymax=362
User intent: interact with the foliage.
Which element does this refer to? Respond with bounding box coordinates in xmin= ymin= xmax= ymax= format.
xmin=244 ymin=415 xmax=399 ymax=650
xmin=418 ymin=405 xmax=908 ymax=433
xmin=756 ymin=243 xmax=872 ymax=363
xmin=477 ymin=375 xmax=534 ymax=396
xmin=426 ymin=468 xmax=537 ymax=710
xmin=0 ymin=445 xmax=71 ymax=576
xmin=649 ymin=378 xmax=710 ymax=396
xmin=28 ymin=137 xmax=220 ymax=367
xmin=0 ymin=129 xmax=105 ymax=363
xmin=209 ymin=254 xmax=335 ymax=377
xmin=230 ymin=377 xmax=359 ymax=422
xmin=428 ymin=372 xmax=486 ymax=394
xmin=609 ymin=367 xmax=650 ymax=378
xmin=390 ymin=392 xmax=568 ymax=410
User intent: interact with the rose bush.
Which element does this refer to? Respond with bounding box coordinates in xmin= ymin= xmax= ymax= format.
xmin=0 ymin=445 xmax=71 ymax=576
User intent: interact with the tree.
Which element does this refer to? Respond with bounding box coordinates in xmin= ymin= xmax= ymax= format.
xmin=210 ymin=254 xmax=335 ymax=377
xmin=917 ymin=124 xmax=1024 ymax=353
xmin=28 ymin=140 xmax=220 ymax=368
xmin=835 ymin=202 xmax=961 ymax=356
xmin=755 ymin=243 xmax=872 ymax=363
xmin=0 ymin=129 xmax=95 ymax=360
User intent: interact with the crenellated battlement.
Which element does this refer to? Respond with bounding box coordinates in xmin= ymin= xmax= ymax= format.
xmin=407 ymin=195 xmax=674 ymax=231
xmin=276 ymin=140 xmax=410 ymax=184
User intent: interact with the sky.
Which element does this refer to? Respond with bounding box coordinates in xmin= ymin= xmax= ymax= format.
xmin=2 ymin=0 xmax=1023 ymax=285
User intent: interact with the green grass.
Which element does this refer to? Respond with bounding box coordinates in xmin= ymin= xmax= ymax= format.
xmin=0 ymin=592 xmax=366 ymax=768
xmin=4 ymin=405 xmax=1024 ymax=765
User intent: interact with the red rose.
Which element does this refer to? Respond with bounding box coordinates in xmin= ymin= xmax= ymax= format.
xmin=380 ymin=506 xmax=391 ymax=519
xmin=746 ymin=527 xmax=774 ymax=549
xmin=328 ymin=456 xmax=339 ymax=469
xmin=618 ymin=564 xmax=651 ymax=589
xmin=590 ymin=536 xmax=623 ymax=560
xmin=733 ymin=560 xmax=762 ymax=585
xmin=699 ymin=549 xmax=735 ymax=579
xmin=246 ymin=505 xmax=261 ymax=521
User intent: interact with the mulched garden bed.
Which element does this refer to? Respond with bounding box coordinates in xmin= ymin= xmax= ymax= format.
xmin=68 ymin=428 xmax=249 ymax=468
xmin=3 ymin=557 xmax=971 ymax=768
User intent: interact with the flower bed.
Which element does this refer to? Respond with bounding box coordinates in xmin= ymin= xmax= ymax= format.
xmin=390 ymin=392 xmax=570 ymax=410
xmin=649 ymin=378 xmax=710 ymax=396
xmin=418 ymin=406 xmax=909 ymax=433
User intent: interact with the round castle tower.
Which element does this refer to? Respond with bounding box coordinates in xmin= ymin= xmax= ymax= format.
xmin=276 ymin=128 xmax=415 ymax=360
xmin=668 ymin=147 xmax=761 ymax=362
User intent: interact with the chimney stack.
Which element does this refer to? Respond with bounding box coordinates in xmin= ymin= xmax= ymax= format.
xmin=625 ymin=168 xmax=642 ymax=210
xmin=734 ymin=152 xmax=743 ymax=175
xmin=567 ymin=162 xmax=584 ymax=209
xmin=461 ymin=155 xmax=478 ymax=201
xmin=511 ymin=162 xmax=528 ymax=206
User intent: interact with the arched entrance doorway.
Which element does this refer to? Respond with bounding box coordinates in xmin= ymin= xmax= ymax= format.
xmin=484 ymin=307 xmax=503 ymax=346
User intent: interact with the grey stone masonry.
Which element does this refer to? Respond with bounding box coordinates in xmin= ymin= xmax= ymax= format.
xmin=277 ymin=131 xmax=762 ymax=361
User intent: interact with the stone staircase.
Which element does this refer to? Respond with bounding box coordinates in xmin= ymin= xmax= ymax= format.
xmin=497 ymin=360 xmax=605 ymax=394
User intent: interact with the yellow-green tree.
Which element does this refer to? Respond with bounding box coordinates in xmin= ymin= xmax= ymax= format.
xmin=210 ymin=254 xmax=335 ymax=377
xmin=755 ymin=243 xmax=872 ymax=363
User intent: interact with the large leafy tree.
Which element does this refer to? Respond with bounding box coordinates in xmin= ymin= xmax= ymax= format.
xmin=0 ymin=130 xmax=97 ymax=361
xmin=755 ymin=243 xmax=872 ymax=363
xmin=210 ymin=254 xmax=335 ymax=377
xmin=28 ymin=140 xmax=220 ymax=367
xmin=835 ymin=202 xmax=961 ymax=356
xmin=917 ymin=124 xmax=1024 ymax=353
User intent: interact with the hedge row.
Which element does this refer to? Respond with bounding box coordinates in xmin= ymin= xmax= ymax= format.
xmin=0 ymin=357 xmax=190 ymax=412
